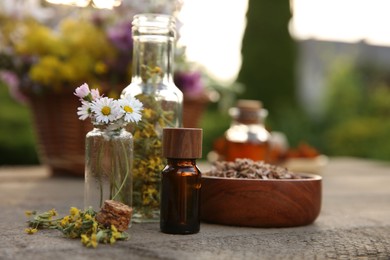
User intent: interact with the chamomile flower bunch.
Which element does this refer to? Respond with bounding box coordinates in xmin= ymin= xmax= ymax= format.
xmin=74 ymin=83 xmax=143 ymax=130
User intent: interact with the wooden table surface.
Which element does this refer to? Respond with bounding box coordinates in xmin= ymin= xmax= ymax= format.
xmin=0 ymin=157 xmax=389 ymax=259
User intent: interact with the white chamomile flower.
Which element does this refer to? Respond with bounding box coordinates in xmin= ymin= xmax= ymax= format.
xmin=91 ymin=97 xmax=121 ymax=124
xmin=77 ymin=101 xmax=92 ymax=120
xmin=118 ymin=95 xmax=143 ymax=123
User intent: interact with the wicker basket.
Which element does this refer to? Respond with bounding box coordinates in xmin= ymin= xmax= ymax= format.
xmin=28 ymin=92 xmax=92 ymax=177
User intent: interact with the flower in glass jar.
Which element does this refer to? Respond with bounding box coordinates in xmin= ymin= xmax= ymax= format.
xmin=74 ymin=83 xmax=143 ymax=128
xmin=91 ymin=97 xmax=121 ymax=124
xmin=119 ymin=95 xmax=143 ymax=123
xmin=74 ymin=83 xmax=92 ymax=100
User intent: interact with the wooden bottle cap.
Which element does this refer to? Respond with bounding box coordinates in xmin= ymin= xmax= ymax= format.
xmin=162 ymin=128 xmax=203 ymax=159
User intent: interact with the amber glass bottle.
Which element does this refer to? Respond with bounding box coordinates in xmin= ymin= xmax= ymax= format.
xmin=160 ymin=128 xmax=202 ymax=234
xmin=224 ymin=100 xmax=271 ymax=162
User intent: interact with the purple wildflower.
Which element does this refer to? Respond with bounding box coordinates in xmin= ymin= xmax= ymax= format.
xmin=107 ymin=21 xmax=133 ymax=52
xmin=174 ymin=70 xmax=204 ymax=97
xmin=0 ymin=70 xmax=27 ymax=103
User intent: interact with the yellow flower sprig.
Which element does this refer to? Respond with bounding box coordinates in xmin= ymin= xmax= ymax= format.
xmin=25 ymin=207 xmax=129 ymax=248
xmin=25 ymin=208 xmax=58 ymax=232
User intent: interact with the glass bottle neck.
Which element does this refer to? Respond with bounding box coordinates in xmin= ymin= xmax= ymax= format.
xmin=167 ymin=158 xmax=197 ymax=166
xmin=131 ymin=14 xmax=176 ymax=87
xmin=93 ymin=124 xmax=125 ymax=135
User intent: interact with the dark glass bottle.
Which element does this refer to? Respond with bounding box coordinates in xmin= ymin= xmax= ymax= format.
xmin=160 ymin=128 xmax=203 ymax=234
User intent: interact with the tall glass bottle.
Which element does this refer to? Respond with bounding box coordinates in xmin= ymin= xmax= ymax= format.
xmin=121 ymin=14 xmax=183 ymax=222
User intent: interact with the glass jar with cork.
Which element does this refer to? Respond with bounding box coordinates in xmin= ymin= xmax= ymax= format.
xmin=213 ymin=99 xmax=271 ymax=162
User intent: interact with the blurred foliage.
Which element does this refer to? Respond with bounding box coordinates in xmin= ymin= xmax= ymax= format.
xmin=321 ymin=60 xmax=390 ymax=160
xmin=199 ymin=102 xmax=230 ymax=159
xmin=0 ymin=83 xmax=39 ymax=165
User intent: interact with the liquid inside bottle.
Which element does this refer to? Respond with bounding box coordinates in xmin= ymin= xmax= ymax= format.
xmin=218 ymin=100 xmax=271 ymax=162
xmin=160 ymin=159 xmax=201 ymax=234
xmin=160 ymin=127 xmax=202 ymax=234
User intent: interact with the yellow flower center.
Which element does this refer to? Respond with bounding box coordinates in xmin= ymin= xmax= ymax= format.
xmin=124 ymin=105 xmax=133 ymax=113
xmin=101 ymin=106 xmax=111 ymax=116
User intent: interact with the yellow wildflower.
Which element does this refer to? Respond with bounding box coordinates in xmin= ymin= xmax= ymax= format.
xmin=49 ymin=209 xmax=57 ymax=217
xmin=111 ymin=225 xmax=122 ymax=240
xmin=81 ymin=234 xmax=90 ymax=245
xmin=75 ymin=219 xmax=83 ymax=229
xmin=25 ymin=210 xmax=35 ymax=217
xmin=110 ymin=236 xmax=116 ymax=244
xmin=111 ymin=225 xmax=118 ymax=233
xmin=70 ymin=207 xmax=80 ymax=217
xmin=84 ymin=214 xmax=92 ymax=221
xmin=25 ymin=227 xmax=38 ymax=235
xmin=143 ymin=108 xmax=153 ymax=119
xmin=92 ymin=221 xmax=98 ymax=233
xmin=81 ymin=233 xmax=98 ymax=248
xmin=90 ymin=233 xmax=98 ymax=248
xmin=60 ymin=216 xmax=70 ymax=227
xmin=154 ymin=66 xmax=162 ymax=74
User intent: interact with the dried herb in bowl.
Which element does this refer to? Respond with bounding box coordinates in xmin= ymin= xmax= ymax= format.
xmin=205 ymin=158 xmax=301 ymax=180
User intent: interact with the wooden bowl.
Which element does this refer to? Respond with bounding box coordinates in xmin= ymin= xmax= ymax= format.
xmin=200 ymin=173 xmax=322 ymax=227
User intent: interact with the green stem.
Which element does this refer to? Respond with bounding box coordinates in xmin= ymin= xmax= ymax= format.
xmin=97 ymin=141 xmax=105 ymax=208
xmin=112 ymin=140 xmax=130 ymax=201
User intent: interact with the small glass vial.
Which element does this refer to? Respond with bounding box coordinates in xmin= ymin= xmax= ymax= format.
xmin=121 ymin=14 xmax=183 ymax=222
xmin=224 ymin=100 xmax=271 ymax=162
xmin=160 ymin=128 xmax=203 ymax=234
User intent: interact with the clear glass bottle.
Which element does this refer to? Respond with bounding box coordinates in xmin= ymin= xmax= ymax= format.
xmin=84 ymin=126 xmax=133 ymax=213
xmin=160 ymin=128 xmax=202 ymax=234
xmin=121 ymin=14 xmax=183 ymax=222
xmin=224 ymin=100 xmax=271 ymax=162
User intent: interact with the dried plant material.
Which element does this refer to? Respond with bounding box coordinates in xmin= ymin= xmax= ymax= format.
xmin=25 ymin=206 xmax=129 ymax=248
xmin=96 ymin=200 xmax=133 ymax=232
xmin=205 ymin=159 xmax=301 ymax=180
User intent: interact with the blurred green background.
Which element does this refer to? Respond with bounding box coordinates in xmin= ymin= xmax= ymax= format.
xmin=0 ymin=82 xmax=39 ymax=164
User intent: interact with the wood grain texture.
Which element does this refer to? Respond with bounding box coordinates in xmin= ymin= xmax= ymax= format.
xmin=200 ymin=174 xmax=322 ymax=227
xmin=162 ymin=128 xmax=203 ymax=159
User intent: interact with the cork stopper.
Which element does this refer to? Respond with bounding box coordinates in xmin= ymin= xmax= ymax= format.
xmin=230 ymin=99 xmax=263 ymax=124
xmin=236 ymin=99 xmax=262 ymax=111
xmin=162 ymin=128 xmax=203 ymax=159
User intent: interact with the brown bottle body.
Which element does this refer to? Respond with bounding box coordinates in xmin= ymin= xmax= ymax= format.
xmin=225 ymin=139 xmax=270 ymax=162
xmin=160 ymin=159 xmax=201 ymax=234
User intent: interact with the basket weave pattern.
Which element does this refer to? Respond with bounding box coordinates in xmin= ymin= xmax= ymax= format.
xmin=28 ymin=93 xmax=92 ymax=176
